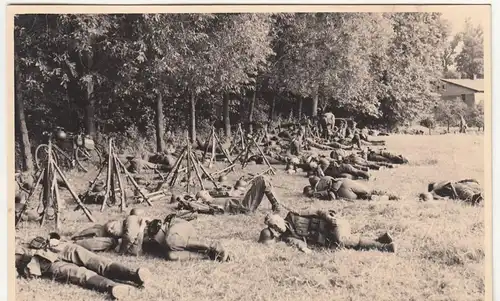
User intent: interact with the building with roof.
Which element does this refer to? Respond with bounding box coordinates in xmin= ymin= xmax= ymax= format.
xmin=439 ymin=78 xmax=485 ymax=107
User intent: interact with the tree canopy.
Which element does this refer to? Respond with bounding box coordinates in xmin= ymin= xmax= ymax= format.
xmin=14 ymin=12 xmax=485 ymax=169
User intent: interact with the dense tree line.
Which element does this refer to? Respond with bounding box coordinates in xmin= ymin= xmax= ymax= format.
xmin=14 ymin=13 xmax=484 ymax=171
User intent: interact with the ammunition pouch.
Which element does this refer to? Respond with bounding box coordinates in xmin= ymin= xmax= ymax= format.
xmin=286 ymin=213 xmax=332 ymax=246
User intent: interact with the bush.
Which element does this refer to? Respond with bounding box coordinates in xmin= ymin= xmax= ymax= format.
xmin=419 ymin=117 xmax=435 ymax=134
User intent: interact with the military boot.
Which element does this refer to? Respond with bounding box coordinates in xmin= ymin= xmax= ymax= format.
xmin=208 ymin=242 xmax=231 ymax=262
xmin=357 ymin=238 xmax=396 ymax=253
xmin=85 ymin=275 xmax=132 ymax=300
xmin=104 ymin=263 xmax=152 ymax=287
xmin=264 ymin=191 xmax=281 ymax=213
xmin=375 ymin=232 xmax=393 ymax=244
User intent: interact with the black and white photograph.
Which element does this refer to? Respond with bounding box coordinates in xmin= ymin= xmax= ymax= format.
xmin=8 ymin=4 xmax=491 ymax=301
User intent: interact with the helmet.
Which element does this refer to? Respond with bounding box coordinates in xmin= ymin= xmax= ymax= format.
xmin=309 ymin=176 xmax=320 ymax=187
xmin=419 ymin=192 xmax=433 ymax=202
xmin=55 ymin=129 xmax=67 ymax=140
xmin=130 ymin=208 xmax=144 ymax=216
xmin=234 ymin=179 xmax=248 ymax=191
xmin=218 ymin=175 xmax=228 ymax=183
xmin=196 ymin=190 xmax=213 ymax=202
xmin=309 ymin=161 xmax=318 ymax=170
xmin=258 ymin=228 xmax=274 ymax=243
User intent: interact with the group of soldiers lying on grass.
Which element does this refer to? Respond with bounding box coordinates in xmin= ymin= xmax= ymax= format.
xmin=14 ymin=120 xmax=484 ymax=299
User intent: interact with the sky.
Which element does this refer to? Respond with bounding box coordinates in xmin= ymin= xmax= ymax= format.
xmin=439 ymin=6 xmax=489 ymax=34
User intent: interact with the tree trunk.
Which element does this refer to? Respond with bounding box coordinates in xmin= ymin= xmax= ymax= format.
xmin=155 ymin=93 xmax=164 ymax=153
xmin=15 ymin=63 xmax=34 ymax=172
xmin=223 ymin=93 xmax=231 ymax=137
xmin=312 ymin=87 xmax=319 ymax=117
xmin=248 ymin=88 xmax=256 ymax=134
xmin=298 ymin=98 xmax=303 ymax=120
xmin=85 ymin=94 xmax=96 ymax=137
xmin=269 ymin=96 xmax=275 ymax=121
xmin=447 ymin=120 xmax=450 ymax=133
xmin=190 ymin=93 xmax=196 ymax=143
xmin=84 ymin=53 xmax=96 ymax=138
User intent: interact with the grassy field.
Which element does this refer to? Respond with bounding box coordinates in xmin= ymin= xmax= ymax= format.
xmin=14 ymin=133 xmax=486 ymax=301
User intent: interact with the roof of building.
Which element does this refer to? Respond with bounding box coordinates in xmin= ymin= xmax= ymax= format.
xmin=440 ymin=78 xmax=484 ymax=92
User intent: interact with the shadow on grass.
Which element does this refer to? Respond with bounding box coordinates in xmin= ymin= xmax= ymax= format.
xmin=421 ymin=246 xmax=485 ymax=266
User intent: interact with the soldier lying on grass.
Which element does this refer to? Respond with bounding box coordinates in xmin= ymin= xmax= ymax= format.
xmin=303 ymin=176 xmax=400 ymax=201
xmin=71 ymin=208 xmax=230 ymax=262
xmin=366 ymin=148 xmax=409 ymax=165
xmin=15 ymin=232 xmax=151 ymax=300
xmin=174 ymin=175 xmax=281 ymax=215
xmin=258 ymin=210 xmax=396 ymax=253
xmin=419 ymin=179 xmax=483 ymax=205
xmin=330 ymin=149 xmax=394 ymax=170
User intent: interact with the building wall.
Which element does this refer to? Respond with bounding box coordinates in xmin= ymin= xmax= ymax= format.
xmin=440 ymin=81 xmax=483 ymax=107
xmin=464 ymin=94 xmax=476 ymax=107
xmin=474 ymin=92 xmax=484 ymax=106
xmin=441 ymin=82 xmax=476 ymax=97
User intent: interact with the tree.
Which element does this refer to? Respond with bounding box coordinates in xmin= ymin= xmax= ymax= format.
xmin=419 ymin=117 xmax=435 ymax=135
xmin=441 ymin=20 xmax=462 ymax=75
xmin=455 ymin=19 xmax=484 ymax=79
xmin=433 ymin=97 xmax=469 ymax=132
xmin=443 ymin=69 xmax=461 ymax=79
xmin=14 ymin=57 xmax=34 ymax=172
xmin=379 ymin=12 xmax=449 ymax=129
xmin=467 ymin=101 xmax=484 ymax=131
xmin=270 ymin=13 xmax=393 ymax=119
xmin=155 ymin=13 xmax=273 ymax=142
